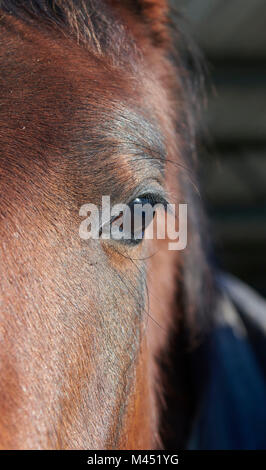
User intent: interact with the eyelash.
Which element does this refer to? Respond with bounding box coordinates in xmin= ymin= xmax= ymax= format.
xmin=102 ymin=193 xmax=168 ymax=246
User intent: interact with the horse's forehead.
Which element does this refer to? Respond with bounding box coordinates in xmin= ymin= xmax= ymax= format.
xmin=1 ymin=19 xmax=169 ymax=222
xmin=1 ymin=16 xmax=171 ymax=158
xmin=3 ymin=39 xmax=127 ymax=113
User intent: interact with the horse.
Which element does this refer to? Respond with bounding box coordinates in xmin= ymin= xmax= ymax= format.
xmin=1 ymin=0 xmax=266 ymax=451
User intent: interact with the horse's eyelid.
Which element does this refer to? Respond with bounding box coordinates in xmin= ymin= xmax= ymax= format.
xmin=136 ymin=193 xmax=169 ymax=208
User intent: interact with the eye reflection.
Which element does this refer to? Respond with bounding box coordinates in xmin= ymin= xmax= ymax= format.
xmin=109 ymin=194 xmax=166 ymax=246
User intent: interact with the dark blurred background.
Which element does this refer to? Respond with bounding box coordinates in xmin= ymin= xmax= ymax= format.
xmin=179 ymin=0 xmax=266 ymax=296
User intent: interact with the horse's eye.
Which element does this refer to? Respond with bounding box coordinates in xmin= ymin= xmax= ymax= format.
xmin=109 ymin=194 xmax=166 ymax=246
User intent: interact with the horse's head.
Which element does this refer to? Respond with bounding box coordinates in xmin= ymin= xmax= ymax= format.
xmin=0 ymin=0 xmax=210 ymax=449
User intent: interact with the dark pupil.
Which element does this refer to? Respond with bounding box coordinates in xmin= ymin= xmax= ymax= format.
xmin=109 ymin=197 xmax=157 ymax=245
xmin=128 ymin=197 xmax=155 ymax=241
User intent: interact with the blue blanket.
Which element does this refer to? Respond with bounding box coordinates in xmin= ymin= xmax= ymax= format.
xmin=188 ymin=273 xmax=266 ymax=449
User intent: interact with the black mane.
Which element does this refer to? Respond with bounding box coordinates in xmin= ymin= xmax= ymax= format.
xmin=0 ymin=0 xmax=133 ymax=59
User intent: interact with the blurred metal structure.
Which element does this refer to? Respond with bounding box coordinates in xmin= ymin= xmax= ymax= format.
xmin=179 ymin=0 xmax=266 ymax=294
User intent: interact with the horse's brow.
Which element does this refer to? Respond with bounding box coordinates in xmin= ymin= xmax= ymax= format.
xmin=112 ymin=113 xmax=166 ymax=175
xmin=132 ymin=143 xmax=166 ymax=175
